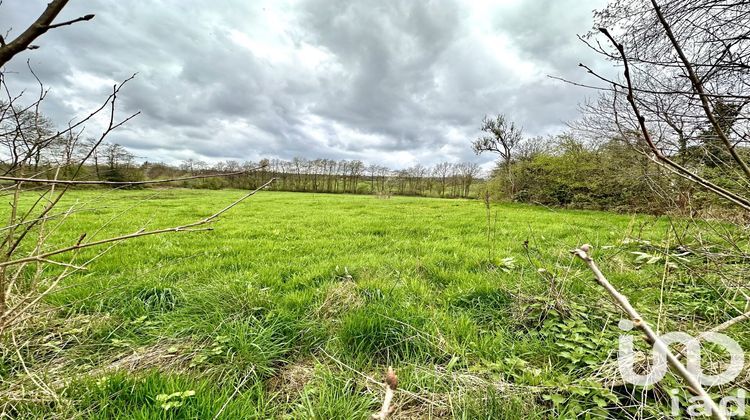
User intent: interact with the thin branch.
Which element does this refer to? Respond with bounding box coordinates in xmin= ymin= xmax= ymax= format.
xmin=568 ymin=66 xmax=750 ymax=100
xmin=45 ymin=14 xmax=94 ymax=30
xmin=0 ymin=178 xmax=276 ymax=269
xmin=650 ymin=0 xmax=750 ymax=179
xmin=572 ymin=245 xmax=725 ymax=420
xmin=35 ymin=258 xmax=86 ymax=271
xmin=669 ymin=309 xmax=750 ymax=364
xmin=701 ymin=309 xmax=750 ymax=338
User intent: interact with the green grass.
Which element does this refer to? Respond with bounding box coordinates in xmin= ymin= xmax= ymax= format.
xmin=1 ymin=189 xmax=747 ymax=418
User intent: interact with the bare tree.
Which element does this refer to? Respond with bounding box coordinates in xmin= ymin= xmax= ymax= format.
xmin=472 ymin=114 xmax=523 ymax=196
xmin=433 ymin=162 xmax=451 ymax=197
xmin=0 ymin=99 xmax=58 ymax=174
xmin=456 ymin=162 xmax=480 ymax=198
xmin=575 ymin=0 xmax=750 ymax=210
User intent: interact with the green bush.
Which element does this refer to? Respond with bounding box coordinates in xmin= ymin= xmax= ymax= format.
xmin=496 ymin=137 xmax=672 ymax=212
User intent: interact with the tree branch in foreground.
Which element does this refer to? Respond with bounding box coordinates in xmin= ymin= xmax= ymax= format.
xmin=0 ymin=0 xmax=93 ymax=67
xmin=45 ymin=14 xmax=94 ymax=30
xmin=598 ymin=27 xmax=750 ymax=212
xmin=571 ymin=244 xmax=725 ymax=420
xmin=372 ymin=367 xmax=397 ymax=419
xmin=0 ymin=178 xmax=276 ymax=269
xmin=649 ymin=0 xmax=750 ymax=180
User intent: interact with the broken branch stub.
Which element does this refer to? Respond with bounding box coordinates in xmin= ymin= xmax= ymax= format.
xmin=372 ymin=366 xmax=398 ymax=419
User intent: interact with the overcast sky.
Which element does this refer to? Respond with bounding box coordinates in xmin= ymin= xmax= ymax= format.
xmin=1 ymin=0 xmax=610 ymax=169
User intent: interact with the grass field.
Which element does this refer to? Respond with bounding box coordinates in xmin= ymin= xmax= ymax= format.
xmin=2 ymin=189 xmax=747 ymax=418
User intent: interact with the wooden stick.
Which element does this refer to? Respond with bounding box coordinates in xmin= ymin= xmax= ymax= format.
xmin=572 ymin=244 xmax=726 ymax=420
xmin=702 ymin=310 xmax=750 ymax=337
xmin=372 ymin=367 xmax=397 ymax=419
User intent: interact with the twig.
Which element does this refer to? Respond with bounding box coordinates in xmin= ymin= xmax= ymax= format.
xmin=669 ymin=309 xmax=750 ymax=365
xmin=35 ymin=258 xmax=86 ymax=270
xmin=0 ymin=178 xmax=276 ymax=269
xmin=372 ymin=367 xmax=398 ymax=419
xmin=45 ymin=14 xmax=94 ymax=30
xmin=701 ymin=310 xmax=750 ymax=338
xmin=597 ymin=27 xmax=750 ymax=211
xmin=571 ymin=244 xmax=726 ymax=420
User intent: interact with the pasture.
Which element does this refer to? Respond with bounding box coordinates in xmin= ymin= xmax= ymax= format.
xmin=2 ymin=189 xmax=743 ymax=418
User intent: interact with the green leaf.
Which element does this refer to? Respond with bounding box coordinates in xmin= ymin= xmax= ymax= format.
xmin=549 ymin=394 xmax=566 ymax=404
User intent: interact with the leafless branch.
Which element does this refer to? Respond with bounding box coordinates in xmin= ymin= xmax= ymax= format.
xmin=0 ymin=178 xmax=276 ymax=270
xmin=650 ymin=0 xmax=750 ymax=179
xmin=0 ymin=0 xmax=93 ymax=67
xmin=599 ymin=27 xmax=750 ymax=211
xmin=45 ymin=14 xmax=94 ymax=30
xmin=701 ymin=309 xmax=750 ymax=338
xmin=572 ymin=244 xmax=725 ymax=420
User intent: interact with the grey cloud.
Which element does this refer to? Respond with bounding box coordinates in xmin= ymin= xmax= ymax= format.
xmin=0 ymin=0 xmax=609 ymax=168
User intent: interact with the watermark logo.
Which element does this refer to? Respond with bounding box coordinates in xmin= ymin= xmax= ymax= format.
xmin=617 ymin=319 xmax=746 ymax=416
xmin=670 ymin=389 xmax=746 ymax=418
xmin=617 ymin=319 xmax=744 ymax=386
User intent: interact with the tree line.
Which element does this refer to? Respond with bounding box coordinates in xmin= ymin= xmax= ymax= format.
xmin=147 ymin=157 xmax=482 ymax=198
xmin=0 ymin=108 xmax=483 ymax=198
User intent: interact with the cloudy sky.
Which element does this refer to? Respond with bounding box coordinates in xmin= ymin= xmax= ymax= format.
xmin=1 ymin=0 xmax=610 ymax=169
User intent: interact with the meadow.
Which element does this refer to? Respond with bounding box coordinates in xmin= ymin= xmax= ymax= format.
xmin=2 ymin=189 xmax=746 ymax=418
